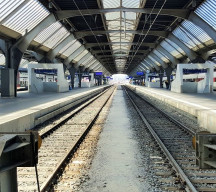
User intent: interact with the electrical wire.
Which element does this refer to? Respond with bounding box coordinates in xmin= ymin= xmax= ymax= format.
xmin=128 ymin=0 xmax=168 ymax=72
xmin=72 ymin=0 xmax=114 ymax=73
xmin=81 ymin=0 xmax=115 ymax=73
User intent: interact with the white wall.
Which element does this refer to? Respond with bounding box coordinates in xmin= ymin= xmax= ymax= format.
xmin=147 ymin=81 xmax=160 ymax=88
xmin=182 ymin=82 xmax=197 ymax=93
xmin=28 ymin=63 xmax=69 ymax=93
xmin=29 ymin=68 xmax=44 ymax=93
xmin=171 ymin=62 xmax=214 ymax=93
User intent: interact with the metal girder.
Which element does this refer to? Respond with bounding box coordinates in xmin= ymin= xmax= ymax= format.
xmin=74 ymin=30 xmax=168 ymax=39
xmin=47 ymin=34 xmax=75 ymax=61
xmin=150 ymin=53 xmax=168 ymax=69
xmin=86 ymin=42 xmax=155 ymax=49
xmin=97 ymin=54 xmax=145 ymax=58
xmin=92 ymin=49 xmax=148 ymax=54
xmin=168 ymin=34 xmax=198 ymax=61
xmin=146 ymin=57 xmax=160 ymax=71
xmin=56 ymin=8 xmax=189 ymax=20
xmin=188 ymin=12 xmax=216 ymax=43
xmin=157 ymin=45 xmax=178 ymax=68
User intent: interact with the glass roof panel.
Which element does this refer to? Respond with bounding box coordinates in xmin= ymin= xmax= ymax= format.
xmin=161 ymin=40 xmax=184 ymax=57
xmin=59 ymin=40 xmax=77 ymax=55
xmin=34 ymin=22 xmax=62 ymax=43
xmin=153 ymin=50 xmax=169 ymax=63
xmin=195 ymin=0 xmax=216 ymax=30
xmin=0 ymin=0 xmax=25 ymax=22
xmin=181 ymin=20 xmax=212 ymax=43
xmin=172 ymin=27 xmax=200 ymax=49
xmin=2 ymin=0 xmax=49 ymax=35
xmin=43 ymin=27 xmax=69 ymax=49
xmin=148 ymin=55 xmax=160 ymax=66
xmin=62 ymin=41 xmax=81 ymax=57
xmin=73 ymin=50 xmax=88 ymax=62
xmin=82 ymin=56 xmax=93 ymax=66
xmin=102 ymin=0 xmax=142 ymax=72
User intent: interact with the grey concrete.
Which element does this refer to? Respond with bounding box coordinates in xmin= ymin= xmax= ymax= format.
xmin=82 ymin=87 xmax=149 ymax=192
xmin=0 ymin=86 xmax=109 ymax=132
xmin=127 ymin=84 xmax=216 ymax=133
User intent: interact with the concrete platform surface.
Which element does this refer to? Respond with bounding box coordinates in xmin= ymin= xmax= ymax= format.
xmin=127 ymin=85 xmax=216 ymax=133
xmin=0 ymin=86 xmax=109 ymax=132
xmin=81 ymin=87 xmax=150 ymax=192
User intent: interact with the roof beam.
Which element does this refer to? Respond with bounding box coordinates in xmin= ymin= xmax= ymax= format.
xmin=91 ymin=49 xmax=148 ymax=54
xmin=157 ymin=45 xmax=178 ymax=68
xmin=56 ymin=8 xmax=189 ymax=20
xmin=74 ymin=30 xmax=168 ymax=39
xmin=97 ymin=55 xmax=145 ymax=58
xmin=86 ymin=42 xmax=155 ymax=49
xmin=168 ymin=34 xmax=198 ymax=61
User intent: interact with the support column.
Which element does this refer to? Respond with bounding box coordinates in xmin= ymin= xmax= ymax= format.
xmin=1 ymin=68 xmax=15 ymax=97
xmin=159 ymin=68 xmax=164 ymax=88
xmin=68 ymin=66 xmax=76 ymax=89
xmin=165 ymin=66 xmax=173 ymax=89
xmin=0 ymin=40 xmax=22 ymax=97
xmin=78 ymin=66 xmax=84 ymax=88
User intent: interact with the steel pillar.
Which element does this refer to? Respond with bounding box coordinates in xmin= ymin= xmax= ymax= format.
xmin=165 ymin=66 xmax=173 ymax=89
xmin=68 ymin=66 xmax=76 ymax=89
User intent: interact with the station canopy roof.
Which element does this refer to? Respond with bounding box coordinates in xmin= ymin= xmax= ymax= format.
xmin=0 ymin=0 xmax=216 ymax=75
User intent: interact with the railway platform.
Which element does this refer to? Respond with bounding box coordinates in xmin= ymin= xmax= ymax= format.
xmin=127 ymin=84 xmax=216 ymax=133
xmin=81 ymin=86 xmax=151 ymax=192
xmin=0 ymin=85 xmax=110 ymax=132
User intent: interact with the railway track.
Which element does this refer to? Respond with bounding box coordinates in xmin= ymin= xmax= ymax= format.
xmin=18 ymin=86 xmax=115 ymax=192
xmin=123 ymin=86 xmax=216 ymax=192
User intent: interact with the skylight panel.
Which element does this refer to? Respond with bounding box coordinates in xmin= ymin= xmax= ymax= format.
xmin=34 ymin=22 xmax=62 ymax=43
xmin=0 ymin=0 xmax=25 ymax=22
xmin=2 ymin=0 xmax=49 ymax=35
xmin=43 ymin=27 xmax=69 ymax=49
xmin=62 ymin=41 xmax=81 ymax=57
xmin=172 ymin=27 xmax=199 ymax=49
xmin=195 ymin=0 xmax=216 ymax=30
xmin=148 ymin=55 xmax=160 ymax=66
xmin=59 ymin=41 xmax=77 ymax=55
xmin=103 ymin=0 xmax=120 ymax=8
xmin=102 ymin=0 xmax=142 ymax=72
xmin=161 ymin=40 xmax=182 ymax=57
xmin=73 ymin=50 xmax=88 ymax=62
xmin=153 ymin=50 xmax=169 ymax=63
xmin=181 ymin=20 xmax=211 ymax=43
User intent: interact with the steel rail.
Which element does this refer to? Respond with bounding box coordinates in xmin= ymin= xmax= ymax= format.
xmin=39 ymin=87 xmax=115 ymax=192
xmin=123 ymin=86 xmax=198 ymax=192
xmin=126 ymin=86 xmax=196 ymax=136
xmin=34 ymin=86 xmax=112 ymax=138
